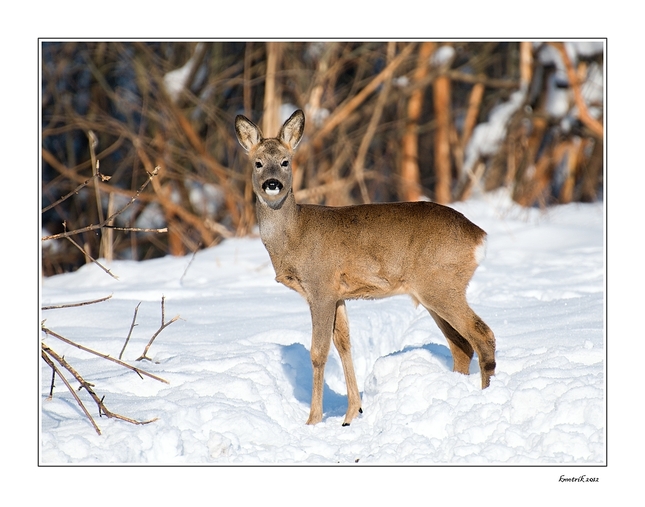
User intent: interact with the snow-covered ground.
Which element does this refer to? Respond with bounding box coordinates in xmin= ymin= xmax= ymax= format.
xmin=40 ymin=189 xmax=605 ymax=465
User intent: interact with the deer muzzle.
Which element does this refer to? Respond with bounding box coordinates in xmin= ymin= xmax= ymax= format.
xmin=262 ymin=179 xmax=284 ymax=196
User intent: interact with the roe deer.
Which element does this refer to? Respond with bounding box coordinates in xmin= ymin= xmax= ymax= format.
xmin=235 ymin=109 xmax=495 ymax=426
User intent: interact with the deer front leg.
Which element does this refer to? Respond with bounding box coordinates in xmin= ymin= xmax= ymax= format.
xmin=306 ymin=299 xmax=336 ymax=425
xmin=333 ymin=301 xmax=362 ymax=426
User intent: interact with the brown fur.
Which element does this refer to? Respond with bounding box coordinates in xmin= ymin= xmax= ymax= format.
xmin=235 ymin=109 xmax=495 ymax=426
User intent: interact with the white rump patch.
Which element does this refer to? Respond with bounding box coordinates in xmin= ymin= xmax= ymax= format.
xmin=474 ymin=237 xmax=487 ymax=265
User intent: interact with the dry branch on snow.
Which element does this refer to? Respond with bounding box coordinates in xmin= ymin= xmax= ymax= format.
xmin=41 ymin=296 xmax=178 ymax=434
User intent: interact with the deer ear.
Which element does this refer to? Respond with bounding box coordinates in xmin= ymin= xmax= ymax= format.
xmin=279 ymin=109 xmax=305 ymax=150
xmin=235 ymin=115 xmax=263 ymax=152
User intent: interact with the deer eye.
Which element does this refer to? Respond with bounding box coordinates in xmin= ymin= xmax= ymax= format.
xmin=281 ymin=160 xmax=289 ymax=167
xmin=255 ymin=161 xmax=263 ymax=169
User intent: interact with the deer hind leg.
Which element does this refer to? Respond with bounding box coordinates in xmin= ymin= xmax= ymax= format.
xmin=306 ymin=299 xmax=336 ymax=425
xmin=470 ymin=313 xmax=496 ymax=388
xmin=427 ymin=309 xmax=474 ymax=375
xmin=419 ymin=293 xmax=496 ymax=389
xmin=332 ymin=300 xmax=362 ymax=426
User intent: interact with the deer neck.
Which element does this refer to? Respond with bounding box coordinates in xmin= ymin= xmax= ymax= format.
xmin=255 ymin=188 xmax=299 ymax=255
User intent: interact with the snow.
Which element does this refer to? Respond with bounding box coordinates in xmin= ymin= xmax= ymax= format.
xmin=462 ymin=84 xmax=528 ymax=175
xmin=163 ymin=42 xmax=204 ymax=103
xmin=40 ymin=189 xmax=605 ymax=465
xmin=431 ymin=45 xmax=456 ymax=68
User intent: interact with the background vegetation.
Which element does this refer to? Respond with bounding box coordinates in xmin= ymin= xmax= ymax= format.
xmin=41 ymin=41 xmax=604 ymax=276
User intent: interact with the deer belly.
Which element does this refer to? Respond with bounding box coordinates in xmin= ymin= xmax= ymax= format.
xmin=337 ymin=270 xmax=405 ymax=300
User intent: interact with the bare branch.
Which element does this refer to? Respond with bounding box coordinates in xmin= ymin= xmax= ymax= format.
xmin=119 ymin=302 xmax=141 ymax=360
xmin=310 ymin=42 xmax=416 ymax=146
xmin=47 ymin=360 xmax=56 ymax=400
xmin=89 ymin=130 xmax=105 ymax=226
xmin=42 ymin=343 xmax=159 ymax=431
xmin=136 ymin=296 xmax=180 ymax=362
xmin=102 ymin=225 xmax=168 ymax=233
xmin=41 ymin=325 xmax=169 ymax=384
xmin=64 ymin=235 xmax=119 ymax=280
xmin=41 ymin=166 xmax=161 ymax=242
xmin=41 ymin=347 xmax=102 ymax=435
xmin=41 ymin=174 xmax=101 ymax=214
xmin=180 ymin=243 xmax=202 ymax=285
xmin=352 ymin=41 xmax=396 ymax=203
xmin=42 ymin=294 xmax=113 ymax=311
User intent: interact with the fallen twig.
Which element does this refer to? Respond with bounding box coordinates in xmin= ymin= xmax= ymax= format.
xmin=41 ymin=347 xmax=102 ymax=435
xmin=41 ymin=325 xmax=169 ymax=384
xmin=41 ymin=298 xmax=170 ymax=434
xmin=136 ymin=296 xmax=180 ymax=362
xmin=42 ymin=343 xmax=159 ymax=433
xmin=179 ymin=242 xmax=202 ymax=285
xmin=47 ymin=360 xmax=56 ymax=400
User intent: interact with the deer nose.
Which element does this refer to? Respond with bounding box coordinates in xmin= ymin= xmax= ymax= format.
xmin=262 ymin=179 xmax=283 ymax=196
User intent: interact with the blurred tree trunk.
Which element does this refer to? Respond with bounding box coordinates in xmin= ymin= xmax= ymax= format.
xmin=513 ymin=116 xmax=549 ymax=206
xmin=580 ymin=138 xmax=603 ymax=202
xmin=401 ymin=41 xmax=434 ymax=201
xmin=461 ymin=82 xmax=485 ymax=151
xmin=558 ymin=137 xmax=582 ymax=204
xmin=243 ymin=42 xmax=254 ymax=117
xmin=454 ymin=80 xmax=485 ymax=201
xmin=433 ymin=59 xmax=452 ymax=204
xmin=520 ymin=41 xmax=533 ymax=89
xmin=263 ymin=42 xmax=283 ymax=136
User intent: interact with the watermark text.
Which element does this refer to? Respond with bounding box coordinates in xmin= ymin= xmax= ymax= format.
xmin=559 ymin=475 xmax=599 ymax=483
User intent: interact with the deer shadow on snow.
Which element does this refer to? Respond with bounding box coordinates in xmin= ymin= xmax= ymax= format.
xmin=280 ymin=343 xmax=347 ymax=420
xmin=280 ymin=340 xmax=471 ymax=422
